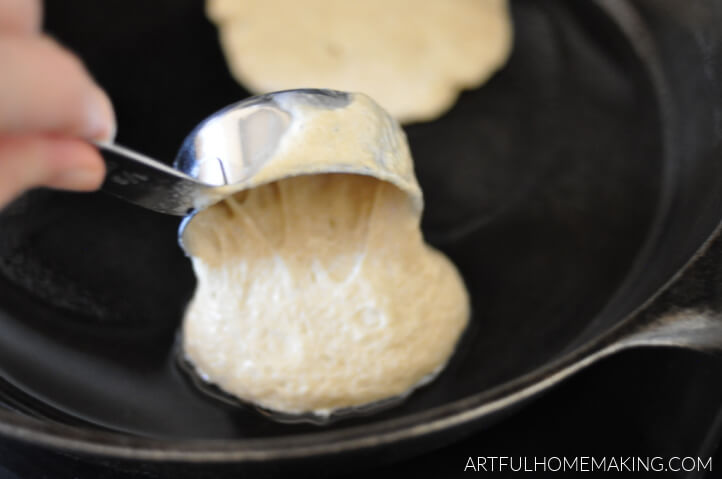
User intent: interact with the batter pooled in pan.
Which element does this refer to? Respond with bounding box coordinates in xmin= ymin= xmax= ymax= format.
xmin=181 ymin=91 xmax=469 ymax=415
xmin=206 ymin=0 xmax=513 ymax=123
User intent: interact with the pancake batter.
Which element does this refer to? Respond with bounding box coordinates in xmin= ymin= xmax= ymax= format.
xmin=181 ymin=92 xmax=470 ymax=415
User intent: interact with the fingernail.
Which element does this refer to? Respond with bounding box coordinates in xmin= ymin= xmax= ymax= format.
xmin=86 ymin=87 xmax=117 ymax=142
xmin=48 ymin=168 xmax=103 ymax=191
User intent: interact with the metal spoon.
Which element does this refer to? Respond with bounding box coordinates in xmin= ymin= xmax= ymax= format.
xmin=97 ymin=89 xmax=350 ymax=216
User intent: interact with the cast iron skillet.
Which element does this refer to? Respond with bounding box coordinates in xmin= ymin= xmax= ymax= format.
xmin=0 ymin=0 xmax=721 ymax=476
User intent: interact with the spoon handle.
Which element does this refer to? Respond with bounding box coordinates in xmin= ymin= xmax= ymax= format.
xmin=96 ymin=142 xmax=209 ymax=216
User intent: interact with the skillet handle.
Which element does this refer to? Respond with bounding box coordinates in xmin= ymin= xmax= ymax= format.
xmin=613 ymin=233 xmax=722 ymax=353
xmin=619 ymin=310 xmax=722 ymax=351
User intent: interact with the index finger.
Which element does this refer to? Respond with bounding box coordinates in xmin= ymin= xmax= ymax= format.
xmin=0 ymin=35 xmax=115 ymax=140
xmin=0 ymin=0 xmax=42 ymax=35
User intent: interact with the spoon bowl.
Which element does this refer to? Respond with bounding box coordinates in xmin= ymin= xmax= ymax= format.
xmin=98 ymin=89 xmax=350 ymax=216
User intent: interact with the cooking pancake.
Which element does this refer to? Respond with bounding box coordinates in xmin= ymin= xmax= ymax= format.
xmin=206 ymin=0 xmax=513 ymax=123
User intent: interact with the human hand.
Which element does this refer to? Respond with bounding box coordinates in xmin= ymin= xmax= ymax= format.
xmin=0 ymin=0 xmax=115 ymax=209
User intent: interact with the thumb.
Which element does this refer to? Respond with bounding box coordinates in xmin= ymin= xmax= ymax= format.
xmin=0 ymin=135 xmax=105 ymax=208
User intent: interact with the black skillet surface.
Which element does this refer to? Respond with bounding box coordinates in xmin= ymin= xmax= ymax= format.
xmin=0 ymin=0 xmax=721 ymax=476
xmin=1 ymin=348 xmax=721 ymax=478
xmin=0 ymin=0 xmax=659 ymax=437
